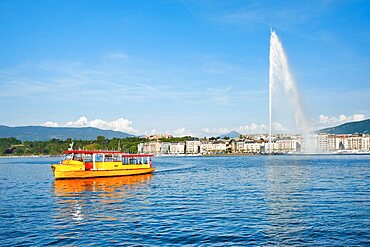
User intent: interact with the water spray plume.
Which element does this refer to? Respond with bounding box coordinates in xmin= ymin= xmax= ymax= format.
xmin=269 ymin=30 xmax=313 ymax=153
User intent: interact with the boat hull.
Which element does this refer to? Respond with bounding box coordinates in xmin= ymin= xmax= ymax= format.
xmin=53 ymin=168 xmax=155 ymax=179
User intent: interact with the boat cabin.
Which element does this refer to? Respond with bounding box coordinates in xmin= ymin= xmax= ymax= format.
xmin=60 ymin=150 xmax=153 ymax=171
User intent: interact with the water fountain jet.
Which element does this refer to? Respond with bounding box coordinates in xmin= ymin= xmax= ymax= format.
xmin=269 ymin=30 xmax=313 ymax=153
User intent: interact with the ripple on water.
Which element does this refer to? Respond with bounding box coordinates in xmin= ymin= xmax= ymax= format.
xmin=0 ymin=155 xmax=369 ymax=245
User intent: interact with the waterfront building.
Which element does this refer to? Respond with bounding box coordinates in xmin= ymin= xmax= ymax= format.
xmin=228 ymin=139 xmax=235 ymax=153
xmin=170 ymin=142 xmax=185 ymax=154
xmin=236 ymin=141 xmax=245 ymax=153
xmin=243 ymin=142 xmax=262 ymax=153
xmin=186 ymin=140 xmax=201 ymax=154
xmin=137 ymin=143 xmax=144 ymax=153
xmin=334 ymin=135 xmax=351 ymax=150
xmin=346 ymin=135 xmax=363 ymax=150
xmin=149 ymin=141 xmax=161 ymax=153
xmin=361 ymin=135 xmax=370 ymax=151
xmin=316 ymin=134 xmax=370 ymax=152
xmin=235 ymin=141 xmax=262 ymax=153
xmin=200 ymin=142 xmax=214 ymax=154
xmin=213 ymin=142 xmax=227 ymax=153
xmin=137 ymin=133 xmax=370 ymax=155
xmin=160 ymin=142 xmax=171 ymax=154
xmin=317 ymin=133 xmax=329 ymax=151
xmin=199 ymin=141 xmax=227 ymax=154
xmin=275 ymin=139 xmax=299 ymax=153
xmin=139 ymin=141 xmax=161 ymax=154
xmin=264 ymin=142 xmax=277 ymax=153
xmin=327 ymin=135 xmax=336 ymax=151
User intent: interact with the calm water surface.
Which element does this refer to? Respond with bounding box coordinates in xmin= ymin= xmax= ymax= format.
xmin=0 ymin=155 xmax=369 ymax=246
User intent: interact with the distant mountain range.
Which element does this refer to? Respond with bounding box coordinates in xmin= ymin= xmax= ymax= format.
xmin=218 ymin=130 xmax=241 ymax=138
xmin=318 ymin=119 xmax=370 ymax=134
xmin=1 ymin=119 xmax=368 ymax=142
xmin=0 ymin=125 xmax=134 ymax=141
xmin=218 ymin=120 xmax=370 ymax=137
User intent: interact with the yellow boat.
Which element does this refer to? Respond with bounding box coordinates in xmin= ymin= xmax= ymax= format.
xmin=51 ymin=150 xmax=155 ymax=179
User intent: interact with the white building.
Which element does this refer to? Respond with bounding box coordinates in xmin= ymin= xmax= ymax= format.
xmin=137 ymin=143 xmax=144 ymax=153
xmin=334 ymin=135 xmax=351 ymax=150
xmin=244 ymin=142 xmax=262 ymax=153
xmin=346 ymin=136 xmax=363 ymax=150
xmin=264 ymin=142 xmax=277 ymax=153
xmin=142 ymin=141 xmax=161 ymax=153
xmin=170 ymin=143 xmax=185 ymax=154
xmin=160 ymin=142 xmax=171 ymax=154
xmin=137 ymin=134 xmax=370 ymax=155
xmin=186 ymin=140 xmax=201 ymax=154
xmin=200 ymin=142 xmax=214 ymax=154
xmin=361 ymin=135 xmax=370 ymax=151
xmin=263 ymin=139 xmax=300 ymax=153
xmin=234 ymin=141 xmax=262 ymax=153
xmin=275 ymin=139 xmax=299 ymax=152
xmin=199 ymin=142 xmax=227 ymax=154
xmin=213 ymin=142 xmax=227 ymax=153
xmin=317 ymin=134 xmax=329 ymax=151
xmin=316 ymin=134 xmax=370 ymax=152
xmin=235 ymin=141 xmax=245 ymax=153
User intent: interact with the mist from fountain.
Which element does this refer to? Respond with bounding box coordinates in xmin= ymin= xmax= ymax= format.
xmin=269 ymin=30 xmax=314 ymax=153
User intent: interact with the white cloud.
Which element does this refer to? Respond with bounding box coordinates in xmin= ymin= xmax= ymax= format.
xmin=65 ymin=116 xmax=89 ymax=127
xmin=149 ymin=129 xmax=158 ymax=135
xmin=271 ymin=122 xmax=289 ymax=132
xmin=43 ymin=121 xmax=59 ymax=127
xmin=201 ymin=127 xmax=231 ymax=135
xmin=143 ymin=129 xmax=172 ymax=136
xmin=200 ymin=122 xmax=288 ymax=136
xmin=238 ymin=123 xmax=268 ymax=134
xmin=173 ymin=128 xmax=193 ymax=137
xmin=42 ymin=116 xmax=138 ymax=134
xmin=318 ymin=114 xmax=366 ymax=125
xmin=104 ymin=52 xmax=129 ymax=62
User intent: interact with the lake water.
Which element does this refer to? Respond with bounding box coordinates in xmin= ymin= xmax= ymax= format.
xmin=0 ymin=155 xmax=369 ymax=246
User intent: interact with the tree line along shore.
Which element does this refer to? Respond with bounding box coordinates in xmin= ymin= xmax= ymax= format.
xmin=0 ymin=136 xmax=195 ymax=156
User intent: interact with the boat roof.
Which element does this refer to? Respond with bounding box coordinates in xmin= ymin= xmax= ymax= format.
xmin=63 ymin=150 xmax=154 ymax=157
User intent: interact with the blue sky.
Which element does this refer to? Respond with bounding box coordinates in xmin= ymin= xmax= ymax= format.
xmin=0 ymin=0 xmax=369 ymax=136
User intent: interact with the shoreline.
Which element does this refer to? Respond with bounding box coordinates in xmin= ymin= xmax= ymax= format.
xmin=0 ymin=155 xmax=62 ymax=158
xmin=2 ymin=152 xmax=370 ymax=159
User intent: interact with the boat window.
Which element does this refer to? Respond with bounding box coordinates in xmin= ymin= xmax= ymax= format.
xmin=104 ymin=155 xmax=113 ymax=162
xmin=129 ymin=158 xmax=137 ymax=164
xmin=83 ymin=154 xmax=92 ymax=162
xmin=95 ymin=154 xmax=103 ymax=162
xmin=62 ymin=154 xmax=73 ymax=161
xmin=113 ymin=155 xmax=122 ymax=162
xmin=123 ymin=157 xmax=130 ymax=164
xmin=73 ymin=154 xmax=83 ymax=161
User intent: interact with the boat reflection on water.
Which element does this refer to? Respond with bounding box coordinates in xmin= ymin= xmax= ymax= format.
xmin=53 ymin=174 xmax=153 ymax=223
xmin=54 ymin=173 xmax=153 ymax=197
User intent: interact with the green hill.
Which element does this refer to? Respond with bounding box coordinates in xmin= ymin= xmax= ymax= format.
xmin=0 ymin=125 xmax=134 ymax=141
xmin=318 ymin=119 xmax=370 ymax=134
